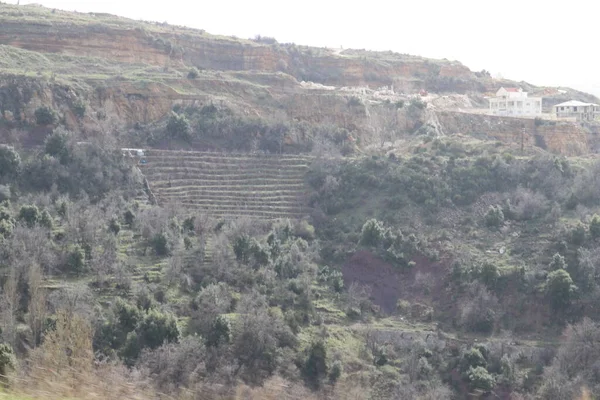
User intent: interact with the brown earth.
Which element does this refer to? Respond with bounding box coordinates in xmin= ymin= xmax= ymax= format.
xmin=437 ymin=111 xmax=590 ymax=156
xmin=0 ymin=8 xmax=478 ymax=90
xmin=342 ymin=250 xmax=450 ymax=314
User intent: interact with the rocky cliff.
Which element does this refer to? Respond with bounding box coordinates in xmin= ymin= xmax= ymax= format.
xmin=0 ymin=4 xmax=484 ymax=90
xmin=436 ymin=111 xmax=589 ymax=156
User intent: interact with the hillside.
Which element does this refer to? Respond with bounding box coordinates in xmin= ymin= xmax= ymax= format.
xmin=2 ymin=3 xmax=600 ymax=400
xmin=1 ymin=3 xmax=599 ymax=156
xmin=138 ymin=150 xmax=313 ymax=218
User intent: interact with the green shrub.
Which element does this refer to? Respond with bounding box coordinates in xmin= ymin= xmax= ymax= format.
xmin=166 ymin=112 xmax=191 ymax=141
xmin=461 ymin=348 xmax=487 ymax=372
xmin=303 ymin=341 xmax=328 ymax=388
xmin=44 ymin=128 xmax=72 ymax=164
xmin=57 ymin=200 xmax=68 ymax=218
xmin=318 ymin=266 xmax=344 ymax=293
xmin=233 ymin=235 xmax=252 ymax=263
xmin=253 ymin=35 xmax=278 ymax=44
xmin=467 ymin=366 xmax=495 ymax=391
xmin=499 ymin=354 xmax=516 ymax=386
xmin=114 ymin=298 xmax=142 ymax=333
xmin=151 ymin=232 xmax=172 ymax=256
xmin=35 ymin=106 xmax=58 ymax=125
xmin=0 ymin=219 xmax=13 ymax=238
xmin=39 ymin=209 xmax=54 ymax=229
xmin=182 ymin=216 xmax=195 ymax=232
xmin=66 ymin=245 xmax=86 ymax=274
xmin=329 ymin=360 xmax=343 ymax=384
xmin=109 ymin=217 xmax=121 ymax=235
xmin=72 ymin=99 xmax=86 ymax=119
xmin=121 ymin=331 xmax=142 ymax=366
xmin=234 ymin=235 xmax=269 ymax=267
xmin=360 ymin=218 xmax=385 ymax=247
xmin=124 ymin=209 xmax=135 ymax=226
xmin=484 ymin=205 xmax=504 ymax=228
xmin=480 ymin=262 xmax=500 ymax=288
xmin=546 ymin=269 xmax=577 ymax=311
xmin=294 ymin=220 xmax=316 ymax=241
xmin=468 ymin=308 xmax=496 ymax=334
xmin=569 ymin=223 xmax=586 ymax=246
xmin=397 ymin=299 xmax=411 ymax=315
xmin=417 ymin=356 xmax=433 ymax=380
xmin=0 ymin=343 xmax=16 ymax=383
xmin=18 ymin=204 xmax=40 ymax=227
xmin=136 ymin=309 xmax=179 ymax=350
xmin=549 ymin=253 xmax=567 ymax=271
xmin=187 ymin=67 xmax=200 ymax=79
xmin=410 ymin=98 xmax=427 ymax=110
xmin=204 ymin=315 xmax=230 ymax=348
xmin=0 ymin=204 xmax=11 ymax=222
xmin=590 ymin=214 xmax=600 ymax=239
xmin=0 ymin=146 xmax=21 ymax=178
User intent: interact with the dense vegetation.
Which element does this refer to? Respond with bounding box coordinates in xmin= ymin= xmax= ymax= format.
xmin=134 ymin=103 xmax=356 ymax=155
xmin=2 ymin=126 xmax=600 ymax=400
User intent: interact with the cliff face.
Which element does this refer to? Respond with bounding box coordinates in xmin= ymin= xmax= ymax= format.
xmin=0 ymin=5 xmax=480 ymax=90
xmin=436 ymin=111 xmax=589 ymax=156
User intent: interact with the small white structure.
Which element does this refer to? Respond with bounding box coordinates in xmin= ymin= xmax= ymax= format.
xmin=553 ymin=100 xmax=599 ymax=121
xmin=488 ymin=87 xmax=542 ymax=117
xmin=121 ymin=148 xmax=145 ymax=157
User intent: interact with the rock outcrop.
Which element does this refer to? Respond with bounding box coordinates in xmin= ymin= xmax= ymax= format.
xmin=0 ymin=4 xmax=482 ymax=90
xmin=436 ymin=111 xmax=589 ymax=156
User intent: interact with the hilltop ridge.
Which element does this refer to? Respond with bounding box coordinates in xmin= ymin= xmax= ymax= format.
xmin=1 ymin=2 xmax=599 ymax=157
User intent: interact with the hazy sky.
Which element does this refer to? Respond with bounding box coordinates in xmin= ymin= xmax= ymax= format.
xmin=17 ymin=0 xmax=600 ymax=96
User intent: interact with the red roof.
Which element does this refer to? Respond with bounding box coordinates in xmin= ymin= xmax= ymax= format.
xmin=504 ymin=88 xmax=520 ymax=92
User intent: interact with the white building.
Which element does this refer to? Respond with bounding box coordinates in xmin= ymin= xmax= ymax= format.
xmin=488 ymin=87 xmax=542 ymax=117
xmin=553 ymin=100 xmax=599 ymax=121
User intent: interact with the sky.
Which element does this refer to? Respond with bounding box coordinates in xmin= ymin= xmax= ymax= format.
xmin=17 ymin=0 xmax=600 ymax=96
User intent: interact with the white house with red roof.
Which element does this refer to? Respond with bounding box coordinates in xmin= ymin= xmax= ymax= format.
xmin=488 ymin=87 xmax=542 ymax=117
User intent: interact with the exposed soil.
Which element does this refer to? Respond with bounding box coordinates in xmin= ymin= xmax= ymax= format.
xmin=342 ymin=250 xmax=450 ymax=314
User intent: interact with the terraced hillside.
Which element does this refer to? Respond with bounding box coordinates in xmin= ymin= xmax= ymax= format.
xmin=138 ymin=150 xmax=313 ymax=219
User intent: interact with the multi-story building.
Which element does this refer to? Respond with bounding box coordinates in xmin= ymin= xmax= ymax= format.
xmin=488 ymin=87 xmax=542 ymax=117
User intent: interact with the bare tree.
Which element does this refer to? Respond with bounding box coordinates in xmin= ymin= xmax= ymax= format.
xmin=164 ymin=254 xmax=184 ymax=286
xmin=48 ymin=284 xmax=95 ymax=321
xmin=90 ymin=234 xmax=118 ymax=285
xmin=0 ymin=266 xmax=20 ymax=347
xmin=27 ymin=262 xmax=47 ymax=347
